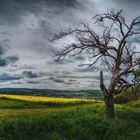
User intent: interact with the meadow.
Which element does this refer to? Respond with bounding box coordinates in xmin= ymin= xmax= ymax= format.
xmin=0 ymin=94 xmax=139 ymax=140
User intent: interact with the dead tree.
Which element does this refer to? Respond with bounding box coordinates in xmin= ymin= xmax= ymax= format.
xmin=51 ymin=10 xmax=140 ymax=118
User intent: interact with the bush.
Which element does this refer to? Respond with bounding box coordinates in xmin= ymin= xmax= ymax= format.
xmin=114 ymin=86 xmax=140 ymax=104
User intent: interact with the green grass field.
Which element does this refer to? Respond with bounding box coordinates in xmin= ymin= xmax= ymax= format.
xmin=0 ymin=94 xmax=139 ymax=140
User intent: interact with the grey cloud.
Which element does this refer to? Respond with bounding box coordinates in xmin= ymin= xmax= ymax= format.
xmin=49 ymin=77 xmax=64 ymax=83
xmin=48 ymin=72 xmax=93 ymax=80
xmin=57 ymin=75 xmax=92 ymax=79
xmin=6 ymin=56 xmax=19 ymax=63
xmin=88 ymin=83 xmax=96 ymax=88
xmin=112 ymin=0 xmax=140 ymax=4
xmin=64 ymin=82 xmax=73 ymax=85
xmin=0 ymin=44 xmax=5 ymax=55
xmin=0 ymin=73 xmax=22 ymax=81
xmin=27 ymin=80 xmax=41 ymax=84
xmin=64 ymin=81 xmax=80 ymax=85
xmin=22 ymin=71 xmax=38 ymax=78
xmin=19 ymin=65 xmax=35 ymax=70
xmin=131 ymin=37 xmax=140 ymax=44
xmin=0 ymin=56 xmax=18 ymax=67
xmin=57 ymin=74 xmax=109 ymax=80
xmin=56 ymin=60 xmax=74 ymax=65
xmin=11 ymin=81 xmax=23 ymax=84
xmin=38 ymin=72 xmax=47 ymax=77
xmin=0 ymin=43 xmax=19 ymax=67
xmin=22 ymin=71 xmax=47 ymax=79
xmin=49 ymin=77 xmax=55 ymax=80
xmin=48 ymin=59 xmax=74 ymax=65
xmin=69 ymin=79 xmax=77 ymax=82
xmin=64 ymin=79 xmax=78 ymax=85
xmin=53 ymin=78 xmax=64 ymax=83
xmin=61 ymin=71 xmax=71 ymax=75
xmin=73 ymin=55 xmax=86 ymax=61
xmin=54 ymin=71 xmax=60 ymax=74
xmin=0 ymin=58 xmax=7 ymax=67
xmin=108 ymin=0 xmax=140 ymax=16
xmin=46 ymin=71 xmax=70 ymax=77
xmin=76 ymin=66 xmax=100 ymax=73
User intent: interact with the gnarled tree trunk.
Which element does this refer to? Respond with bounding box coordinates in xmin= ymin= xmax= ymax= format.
xmin=100 ymin=71 xmax=116 ymax=118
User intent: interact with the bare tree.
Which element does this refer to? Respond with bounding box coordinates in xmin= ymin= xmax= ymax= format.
xmin=51 ymin=10 xmax=140 ymax=118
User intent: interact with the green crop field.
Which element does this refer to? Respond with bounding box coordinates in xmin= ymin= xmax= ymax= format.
xmin=0 ymin=94 xmax=139 ymax=140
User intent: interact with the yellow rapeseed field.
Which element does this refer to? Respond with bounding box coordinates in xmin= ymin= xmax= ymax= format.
xmin=0 ymin=94 xmax=102 ymax=104
xmin=0 ymin=94 xmax=103 ymax=118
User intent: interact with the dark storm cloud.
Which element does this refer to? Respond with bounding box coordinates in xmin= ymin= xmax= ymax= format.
xmin=14 ymin=0 xmax=79 ymax=7
xmin=0 ymin=0 xmax=80 ymax=25
xmin=46 ymin=0 xmax=79 ymax=7
xmin=0 ymin=0 xmax=24 ymax=25
xmin=0 ymin=73 xmax=22 ymax=81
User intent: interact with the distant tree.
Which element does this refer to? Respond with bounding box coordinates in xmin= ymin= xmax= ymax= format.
xmin=51 ymin=10 xmax=140 ymax=118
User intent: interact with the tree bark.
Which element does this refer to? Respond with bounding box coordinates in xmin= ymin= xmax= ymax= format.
xmin=104 ymin=91 xmax=116 ymax=118
xmin=100 ymin=71 xmax=116 ymax=118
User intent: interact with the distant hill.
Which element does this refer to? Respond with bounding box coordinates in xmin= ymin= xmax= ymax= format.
xmin=0 ymin=88 xmax=102 ymax=99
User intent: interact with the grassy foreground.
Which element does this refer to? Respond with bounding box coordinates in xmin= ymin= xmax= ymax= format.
xmin=0 ymin=95 xmax=139 ymax=140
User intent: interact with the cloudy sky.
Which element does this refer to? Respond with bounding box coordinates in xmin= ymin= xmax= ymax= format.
xmin=0 ymin=0 xmax=140 ymax=90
